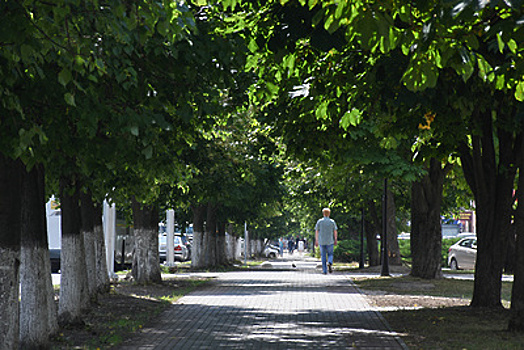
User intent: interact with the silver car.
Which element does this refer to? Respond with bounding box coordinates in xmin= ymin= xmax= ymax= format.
xmin=448 ymin=236 xmax=477 ymax=270
xmin=159 ymin=234 xmax=191 ymax=262
xmin=263 ymin=244 xmax=280 ymax=259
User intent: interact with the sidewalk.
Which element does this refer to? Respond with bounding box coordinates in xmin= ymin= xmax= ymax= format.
xmin=116 ymin=255 xmax=407 ymax=349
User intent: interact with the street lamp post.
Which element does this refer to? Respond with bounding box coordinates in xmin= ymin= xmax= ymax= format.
xmin=359 ymin=207 xmax=365 ymax=269
xmin=381 ymin=178 xmax=390 ymax=277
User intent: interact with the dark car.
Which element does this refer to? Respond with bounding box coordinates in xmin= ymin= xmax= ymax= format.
xmin=49 ymin=248 xmax=61 ymax=273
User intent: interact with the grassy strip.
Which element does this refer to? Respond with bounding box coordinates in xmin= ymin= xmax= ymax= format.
xmin=354 ymin=275 xmax=524 ymax=349
xmin=50 ymin=277 xmax=210 ymax=349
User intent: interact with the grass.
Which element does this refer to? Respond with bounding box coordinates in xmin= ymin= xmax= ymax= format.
xmin=384 ymin=307 xmax=524 ymax=349
xmin=158 ymin=278 xmax=209 ymax=303
xmin=50 ymin=277 xmax=211 ymax=349
xmin=354 ymin=274 xmax=513 ymax=302
xmin=353 ymin=275 xmax=524 ymax=349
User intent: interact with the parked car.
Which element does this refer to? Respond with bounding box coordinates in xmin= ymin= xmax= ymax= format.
xmin=397 ymin=232 xmax=410 ymax=240
xmin=448 ymin=236 xmax=477 ymax=270
xmin=159 ymin=234 xmax=191 ymax=262
xmin=49 ymin=248 xmax=61 ymax=273
xmin=263 ymin=244 xmax=280 ymax=259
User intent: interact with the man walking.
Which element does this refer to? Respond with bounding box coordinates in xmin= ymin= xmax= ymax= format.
xmin=315 ymin=208 xmax=338 ymax=274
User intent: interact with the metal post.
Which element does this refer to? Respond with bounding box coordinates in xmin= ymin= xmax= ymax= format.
xmin=166 ymin=209 xmax=175 ymax=266
xmin=381 ymin=178 xmax=390 ymax=276
xmin=359 ymin=207 xmax=365 ymax=269
xmin=244 ymin=222 xmax=248 ymax=266
xmin=103 ymin=200 xmax=117 ymax=279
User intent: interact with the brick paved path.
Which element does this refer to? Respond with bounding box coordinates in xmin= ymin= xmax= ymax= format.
xmin=117 ymin=264 xmax=407 ymax=349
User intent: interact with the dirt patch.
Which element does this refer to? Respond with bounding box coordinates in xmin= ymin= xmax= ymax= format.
xmin=50 ymin=277 xmax=211 ymax=349
xmin=363 ymin=290 xmax=470 ymax=309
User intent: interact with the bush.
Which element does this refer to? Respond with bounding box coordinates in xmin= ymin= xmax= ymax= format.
xmin=398 ymin=238 xmax=461 ymax=267
xmin=329 ymin=238 xmax=462 ymax=266
xmin=333 ymin=239 xmax=361 ymax=263
xmin=398 ymin=239 xmax=411 ymax=263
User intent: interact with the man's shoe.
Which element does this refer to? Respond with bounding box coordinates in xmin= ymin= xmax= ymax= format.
xmin=328 ymin=263 xmax=333 ymax=273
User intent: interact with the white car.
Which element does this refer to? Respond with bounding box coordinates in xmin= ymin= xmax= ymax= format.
xmin=263 ymin=244 xmax=280 ymax=259
xmin=448 ymin=236 xmax=477 ymax=270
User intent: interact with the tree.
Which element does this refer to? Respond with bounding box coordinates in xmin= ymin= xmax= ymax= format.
xmin=0 ymin=155 xmax=23 ymax=349
xmin=238 ymin=0 xmax=524 ymax=301
xmin=510 ymin=159 xmax=524 ymax=330
xmin=410 ymin=159 xmax=452 ymax=279
xmin=0 ymin=0 xmax=203 ymax=342
xmin=20 ymin=164 xmax=58 ymax=346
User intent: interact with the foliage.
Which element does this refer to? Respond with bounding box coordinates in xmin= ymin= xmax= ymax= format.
xmin=334 ymin=239 xmax=362 ymax=263
xmin=398 ymin=237 xmax=462 ymax=267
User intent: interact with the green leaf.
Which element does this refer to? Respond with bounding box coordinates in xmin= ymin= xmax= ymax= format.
xmin=477 ymin=56 xmax=492 ymax=81
xmin=508 ymin=39 xmax=517 ymax=54
xmin=130 ymin=125 xmax=139 ymax=136
xmin=248 ymin=38 xmax=259 ymax=53
xmin=308 ymin=0 xmax=318 ymax=10
xmin=315 ymin=101 xmax=329 ymax=120
xmin=64 ymin=93 xmax=76 ymax=106
xmin=515 ymin=81 xmax=524 ymax=101
xmin=58 ymin=68 xmax=72 ymax=87
xmin=143 ymin=145 xmax=153 ymax=159
xmin=340 ymin=109 xmax=362 ymax=129
xmin=497 ymin=33 xmax=505 ymax=53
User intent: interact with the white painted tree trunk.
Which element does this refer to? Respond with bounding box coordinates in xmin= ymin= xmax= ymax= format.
xmin=19 ymin=163 xmax=58 ymax=347
xmin=131 ymin=200 xmax=161 ymax=284
xmin=20 ymin=246 xmax=58 ymax=347
xmin=0 ymin=155 xmax=21 ymax=349
xmin=83 ymin=228 xmax=97 ymax=298
xmin=59 ymin=232 xmax=89 ymax=324
xmin=192 ymin=230 xmax=204 ymax=268
xmin=132 ymin=226 xmax=162 ymax=284
xmin=94 ymin=221 xmax=110 ymax=293
xmin=191 ymin=204 xmax=206 ymax=269
xmin=0 ymin=248 xmax=20 ymax=350
xmin=225 ymin=234 xmax=234 ymax=261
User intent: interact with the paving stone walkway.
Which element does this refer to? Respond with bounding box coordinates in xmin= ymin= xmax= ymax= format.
xmin=116 ymin=259 xmax=407 ymax=349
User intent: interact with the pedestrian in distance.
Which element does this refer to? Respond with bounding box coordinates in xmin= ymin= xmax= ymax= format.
xmin=315 ymin=207 xmax=338 ymax=274
xmin=278 ymin=237 xmax=284 ymax=257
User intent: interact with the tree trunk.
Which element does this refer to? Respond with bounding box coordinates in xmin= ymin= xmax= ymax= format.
xmin=509 ymin=138 xmax=524 ymax=331
xmin=459 ymin=103 xmax=520 ymax=308
xmin=206 ymin=204 xmax=217 ymax=267
xmin=365 ymin=200 xmax=380 ymax=266
xmin=80 ymin=191 xmax=98 ymax=300
xmin=58 ymin=175 xmax=89 ymax=325
xmin=216 ymin=221 xmax=228 ymax=266
xmin=0 ymin=155 xmax=22 ymax=350
xmin=386 ymin=189 xmax=402 ymax=265
xmin=191 ymin=204 xmax=206 ymax=269
xmin=93 ymin=202 xmax=110 ymax=293
xmin=20 ymin=164 xmax=58 ymax=348
xmin=226 ymin=223 xmax=235 ymax=261
xmin=131 ymin=199 xmax=161 ymax=284
xmin=410 ymin=159 xmax=449 ymax=279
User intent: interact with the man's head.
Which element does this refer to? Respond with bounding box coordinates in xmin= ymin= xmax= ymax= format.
xmin=322 ymin=208 xmax=331 ymax=217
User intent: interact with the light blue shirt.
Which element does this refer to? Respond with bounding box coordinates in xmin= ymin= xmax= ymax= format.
xmin=315 ymin=217 xmax=337 ymax=245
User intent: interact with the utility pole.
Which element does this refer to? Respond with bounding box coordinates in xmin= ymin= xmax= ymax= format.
xmin=244 ymin=222 xmax=248 ymax=266
xmin=381 ymin=178 xmax=390 ymax=277
xmin=166 ymin=209 xmax=175 ymax=267
xmin=359 ymin=207 xmax=365 ymax=269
